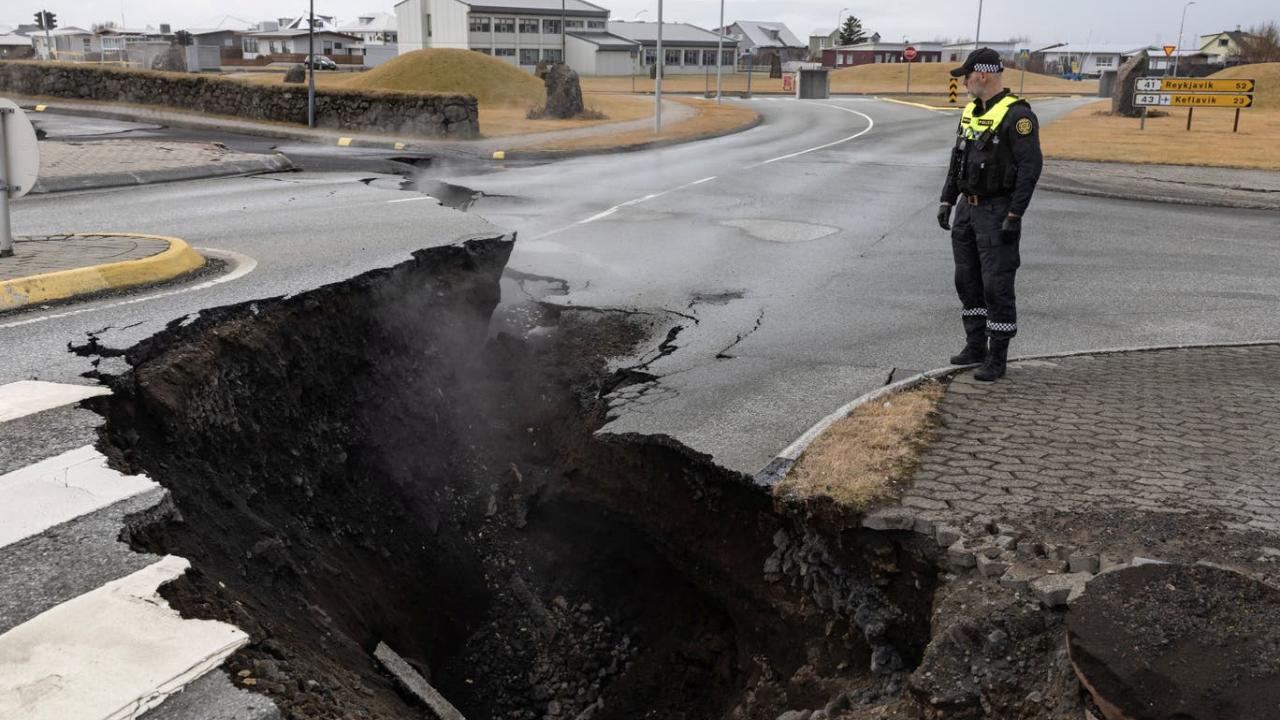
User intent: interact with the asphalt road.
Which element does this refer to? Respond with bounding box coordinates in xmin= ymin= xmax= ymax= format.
xmin=8 ymin=96 xmax=1280 ymax=478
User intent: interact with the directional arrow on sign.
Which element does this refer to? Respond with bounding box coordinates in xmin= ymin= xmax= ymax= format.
xmin=1134 ymin=93 xmax=1254 ymax=108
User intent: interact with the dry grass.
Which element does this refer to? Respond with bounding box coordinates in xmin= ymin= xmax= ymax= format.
xmin=480 ymin=93 xmax=654 ymax=137
xmin=830 ymin=63 xmax=1097 ymax=95
xmin=778 ymin=382 xmax=945 ymax=510
xmin=1210 ymin=62 xmax=1280 ymax=109
xmin=580 ymin=64 xmax=1098 ymax=96
xmin=582 ymin=72 xmax=787 ymax=94
xmin=1042 ymin=100 xmax=1280 ymax=170
xmin=520 ymin=96 xmax=758 ymax=152
xmin=342 ymin=49 xmax=547 ymax=106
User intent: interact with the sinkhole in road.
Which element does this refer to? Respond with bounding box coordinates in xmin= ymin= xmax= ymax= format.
xmin=87 ymin=236 xmax=944 ymax=720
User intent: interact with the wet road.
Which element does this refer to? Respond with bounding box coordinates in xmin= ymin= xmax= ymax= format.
xmin=6 ymin=98 xmax=1280 ymax=475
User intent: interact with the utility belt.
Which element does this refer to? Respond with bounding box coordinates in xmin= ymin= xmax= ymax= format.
xmin=961 ymin=192 xmax=1010 ymax=206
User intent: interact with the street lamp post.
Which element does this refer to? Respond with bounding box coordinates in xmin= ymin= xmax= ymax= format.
xmin=307 ymin=0 xmax=316 ymax=128
xmin=975 ymin=0 xmax=984 ymax=45
xmin=1173 ymin=1 xmax=1195 ymax=76
xmin=655 ymin=0 xmax=663 ymax=133
xmin=561 ymin=0 xmax=565 ymax=59
xmin=836 ymin=7 xmax=848 ymax=44
xmin=715 ymin=0 xmax=724 ymax=103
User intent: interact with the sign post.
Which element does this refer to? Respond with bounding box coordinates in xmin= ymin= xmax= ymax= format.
xmin=1133 ymin=77 xmax=1256 ymax=132
xmin=1017 ymin=48 xmax=1030 ymax=95
xmin=0 ymin=99 xmax=42 ymax=258
xmin=903 ymin=46 xmax=917 ymax=93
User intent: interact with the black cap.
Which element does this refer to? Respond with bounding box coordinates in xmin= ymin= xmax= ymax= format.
xmin=950 ymin=47 xmax=1004 ymax=77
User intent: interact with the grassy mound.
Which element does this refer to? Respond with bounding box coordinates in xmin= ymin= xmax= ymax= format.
xmin=1210 ymin=62 xmax=1280 ymax=109
xmin=830 ymin=62 xmax=1097 ymax=94
xmin=343 ymin=49 xmax=545 ymax=106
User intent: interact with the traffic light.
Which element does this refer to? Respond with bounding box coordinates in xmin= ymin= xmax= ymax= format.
xmin=33 ymin=10 xmax=57 ymax=30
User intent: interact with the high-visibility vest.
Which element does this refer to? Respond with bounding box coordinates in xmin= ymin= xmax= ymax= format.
xmin=959 ymin=94 xmax=1023 ymax=139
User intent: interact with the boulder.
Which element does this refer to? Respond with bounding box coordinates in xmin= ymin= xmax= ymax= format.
xmin=769 ymin=54 xmax=783 ymax=79
xmin=543 ymin=62 xmax=585 ymax=119
xmin=284 ymin=64 xmax=307 ymax=84
xmin=151 ymin=45 xmax=188 ymax=73
xmin=1112 ymin=51 xmax=1149 ymax=117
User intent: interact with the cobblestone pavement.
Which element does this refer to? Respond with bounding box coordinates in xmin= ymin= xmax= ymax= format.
xmin=37 ymin=140 xmax=267 ymax=180
xmin=902 ymin=345 xmax=1280 ymax=536
xmin=0 ymin=235 xmax=170 ymax=281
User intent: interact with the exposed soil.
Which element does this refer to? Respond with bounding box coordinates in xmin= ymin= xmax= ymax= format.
xmin=1068 ymin=563 xmax=1280 ymax=720
xmin=89 ymin=236 xmax=943 ymax=720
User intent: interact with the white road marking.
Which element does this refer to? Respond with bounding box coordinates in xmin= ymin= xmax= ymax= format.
xmin=0 ymin=381 xmax=110 ymax=423
xmin=386 ymin=195 xmax=437 ymax=204
xmin=0 ymin=248 xmax=257 ymax=331
xmin=0 ymin=445 xmax=158 ymax=550
xmin=0 ymin=555 xmax=249 ymax=720
xmin=756 ymin=103 xmax=875 ymax=165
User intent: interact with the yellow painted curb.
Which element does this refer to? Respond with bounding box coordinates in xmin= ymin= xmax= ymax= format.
xmin=875 ymin=96 xmax=960 ymax=112
xmin=0 ymin=233 xmax=205 ymax=312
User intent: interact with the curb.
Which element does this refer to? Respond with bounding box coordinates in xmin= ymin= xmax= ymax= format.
xmin=30 ymin=154 xmax=295 ymax=194
xmin=0 ymin=233 xmax=206 ymax=312
xmin=502 ymin=112 xmax=764 ymax=161
xmin=754 ymin=339 xmax=1280 ymax=487
xmin=1037 ymin=179 xmax=1280 ymax=212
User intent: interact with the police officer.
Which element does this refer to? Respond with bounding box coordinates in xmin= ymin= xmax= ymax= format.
xmin=937 ymin=48 xmax=1043 ymax=382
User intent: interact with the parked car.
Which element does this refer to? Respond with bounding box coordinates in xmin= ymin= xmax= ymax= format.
xmin=304 ymin=55 xmax=338 ymax=70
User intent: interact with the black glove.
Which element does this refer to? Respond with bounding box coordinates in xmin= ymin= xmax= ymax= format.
xmin=937 ymin=203 xmax=952 ymax=231
xmin=1001 ymin=215 xmax=1022 ymax=244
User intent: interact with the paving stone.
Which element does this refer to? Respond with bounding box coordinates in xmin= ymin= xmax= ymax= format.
xmin=1030 ymin=572 xmax=1092 ymax=608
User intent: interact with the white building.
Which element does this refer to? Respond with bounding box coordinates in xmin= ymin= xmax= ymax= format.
xmin=395 ymin=0 xmax=610 ymax=71
xmin=564 ymin=31 xmax=638 ymax=76
xmin=1036 ymin=43 xmax=1143 ymax=77
xmin=607 ymin=21 xmax=737 ymax=75
xmin=241 ymin=28 xmax=362 ymax=58
xmin=339 ymin=12 xmax=398 ymax=44
xmin=942 ymin=41 xmax=1019 ymax=63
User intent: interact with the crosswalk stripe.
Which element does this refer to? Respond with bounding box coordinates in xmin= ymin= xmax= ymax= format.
xmin=0 ymin=446 xmax=158 ymax=550
xmin=0 ymin=555 xmax=249 ymax=720
xmin=0 ymin=381 xmax=110 ymax=423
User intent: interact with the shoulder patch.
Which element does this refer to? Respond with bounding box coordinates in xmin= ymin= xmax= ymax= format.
xmin=1015 ymin=117 xmax=1034 ymax=136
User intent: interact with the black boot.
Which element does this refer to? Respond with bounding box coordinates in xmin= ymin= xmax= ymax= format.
xmin=950 ymin=338 xmax=987 ymax=365
xmin=974 ymin=338 xmax=1009 ymax=382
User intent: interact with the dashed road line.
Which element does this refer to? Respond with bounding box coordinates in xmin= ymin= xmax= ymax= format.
xmin=0 ymin=445 xmax=158 ymax=550
xmin=0 ymin=555 xmax=249 ymax=720
xmin=0 ymin=381 xmax=109 ymax=423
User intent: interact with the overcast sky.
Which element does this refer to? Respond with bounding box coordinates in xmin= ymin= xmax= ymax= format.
xmin=5 ymin=0 xmax=1275 ymax=47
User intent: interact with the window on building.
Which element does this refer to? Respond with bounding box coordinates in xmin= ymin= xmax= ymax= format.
xmin=520 ymin=18 xmax=539 ymax=35
xmin=473 ymin=47 xmax=492 ymax=54
xmin=543 ymin=19 xmax=561 ymax=35
xmin=519 ymin=48 xmax=539 ymax=65
xmin=684 ymin=49 xmax=699 ymax=65
xmin=722 ymin=49 xmax=734 ymax=66
xmin=470 ymin=16 xmax=491 ymax=33
xmin=564 ymin=19 xmax=585 ymax=29
xmin=494 ymin=17 xmax=515 ymax=34
xmin=702 ymin=49 xmax=716 ymax=65
xmin=1095 ymin=55 xmax=1114 ymax=67
xmin=587 ymin=20 xmax=605 ymax=30
xmin=543 ymin=48 xmax=563 ymax=63
xmin=644 ymin=47 xmax=656 ymax=65
xmin=1218 ymin=38 xmax=1228 ymax=47
xmin=334 ymin=42 xmax=343 ymax=49
xmin=494 ymin=47 xmax=515 ymax=57
xmin=665 ymin=48 xmax=681 ymax=65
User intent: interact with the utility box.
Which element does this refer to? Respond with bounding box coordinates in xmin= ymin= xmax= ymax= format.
xmin=1098 ymin=70 xmax=1117 ymax=98
xmin=797 ymin=68 xmax=830 ymax=100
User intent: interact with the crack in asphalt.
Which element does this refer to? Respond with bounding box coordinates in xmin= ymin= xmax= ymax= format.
xmin=715 ymin=309 xmax=766 ymax=360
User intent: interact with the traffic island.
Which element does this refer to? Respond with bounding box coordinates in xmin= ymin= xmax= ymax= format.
xmin=32 ymin=140 xmax=294 ymax=194
xmin=0 ymin=233 xmax=205 ymax=312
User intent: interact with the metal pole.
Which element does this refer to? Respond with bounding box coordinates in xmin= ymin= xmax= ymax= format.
xmin=975 ymin=0 xmax=983 ymax=45
xmin=561 ymin=0 xmax=565 ymax=58
xmin=43 ymin=14 xmax=54 ymax=62
xmin=715 ymin=0 xmax=724 ymax=103
xmin=0 ymin=110 xmax=13 ymax=258
xmin=308 ymin=0 xmax=316 ymax=128
xmin=747 ymin=53 xmax=753 ymax=96
xmin=1140 ymin=105 xmax=1147 ymax=131
xmin=1233 ymin=107 xmax=1240 ymax=133
xmin=1174 ymin=1 xmax=1194 ymax=77
xmin=655 ymin=0 xmax=663 ymax=133
xmin=1186 ymin=107 xmax=1193 ymax=131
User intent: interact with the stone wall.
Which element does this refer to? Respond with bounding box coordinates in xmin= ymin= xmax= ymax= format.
xmin=0 ymin=61 xmax=479 ymax=138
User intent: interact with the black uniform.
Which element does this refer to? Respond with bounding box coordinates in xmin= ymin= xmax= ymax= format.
xmin=941 ymin=89 xmax=1043 ymax=345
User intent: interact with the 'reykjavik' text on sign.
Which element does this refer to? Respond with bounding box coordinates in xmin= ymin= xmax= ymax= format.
xmin=1135 ymin=78 xmax=1256 ymax=93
